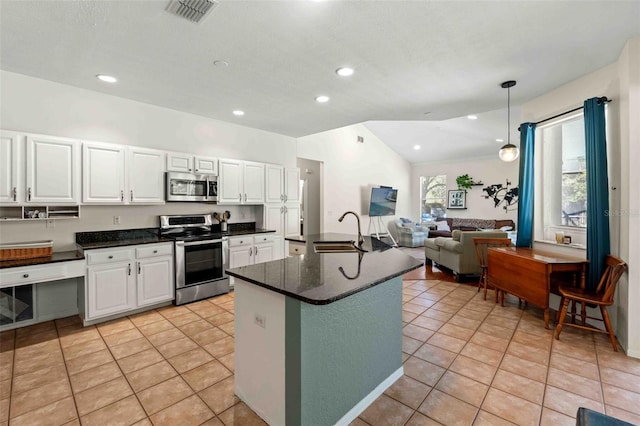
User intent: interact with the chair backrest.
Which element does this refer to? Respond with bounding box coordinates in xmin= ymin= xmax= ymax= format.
xmin=472 ymin=237 xmax=513 ymax=269
xmin=597 ymin=255 xmax=627 ymax=303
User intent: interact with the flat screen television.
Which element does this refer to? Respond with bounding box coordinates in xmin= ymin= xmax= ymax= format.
xmin=369 ymin=187 xmax=398 ymax=216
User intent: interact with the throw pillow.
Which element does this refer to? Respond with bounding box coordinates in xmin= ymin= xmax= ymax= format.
xmin=452 ymin=230 xmax=462 ymax=241
xmin=500 ymin=225 xmax=513 ymax=231
xmin=400 ymin=218 xmax=412 ymax=224
xmin=435 ymin=221 xmax=450 ymax=232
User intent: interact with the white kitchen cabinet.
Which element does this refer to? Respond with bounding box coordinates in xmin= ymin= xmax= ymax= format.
xmin=265 ymin=165 xmax=299 ymax=204
xmin=0 ymin=131 xmax=21 ymax=204
xmin=167 ymin=152 xmax=218 ymax=175
xmin=228 ymin=234 xmax=277 ymax=268
xmin=265 ymin=204 xmax=301 ymax=238
xmin=83 ymin=142 xmax=126 ymax=203
xmin=218 ymin=158 xmax=265 ymax=204
xmin=83 ymin=142 xmax=165 ymax=204
xmin=128 ymin=147 xmax=165 ymax=203
xmin=26 ymin=134 xmax=80 ymax=204
xmin=85 ymin=243 xmax=174 ymax=321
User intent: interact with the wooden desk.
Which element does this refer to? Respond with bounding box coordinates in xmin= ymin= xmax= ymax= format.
xmin=487 ymin=247 xmax=588 ymax=329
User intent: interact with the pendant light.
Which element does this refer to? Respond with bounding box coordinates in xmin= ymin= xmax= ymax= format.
xmin=498 ymin=80 xmax=519 ymax=162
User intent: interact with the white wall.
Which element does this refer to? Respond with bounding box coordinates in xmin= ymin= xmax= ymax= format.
xmin=297 ymin=158 xmax=322 ymax=236
xmin=0 ymin=71 xmax=297 ymax=250
xmin=297 ymin=124 xmax=411 ymax=235
xmin=411 ymin=157 xmax=519 ymax=224
xmin=520 ymin=37 xmax=639 ymax=357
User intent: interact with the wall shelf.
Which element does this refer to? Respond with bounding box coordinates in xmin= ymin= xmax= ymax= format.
xmin=0 ymin=205 xmax=80 ymax=221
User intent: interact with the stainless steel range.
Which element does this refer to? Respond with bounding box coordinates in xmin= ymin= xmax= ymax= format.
xmin=160 ymin=214 xmax=229 ymax=305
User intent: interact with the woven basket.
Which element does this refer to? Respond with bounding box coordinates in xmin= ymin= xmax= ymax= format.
xmin=0 ymin=241 xmax=53 ymax=260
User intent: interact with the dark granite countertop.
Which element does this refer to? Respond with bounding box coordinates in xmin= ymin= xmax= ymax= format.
xmin=226 ymin=233 xmax=423 ymax=305
xmin=0 ymin=251 xmax=85 ymax=269
xmin=76 ymin=228 xmax=175 ymax=250
xmin=285 ymin=235 xmax=306 ymax=243
xmin=225 ymin=228 xmax=276 ymax=237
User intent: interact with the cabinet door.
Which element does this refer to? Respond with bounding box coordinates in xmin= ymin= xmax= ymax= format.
xmin=83 ymin=142 xmax=125 ymax=203
xmin=273 ymin=236 xmax=284 ymax=260
xmin=254 ymin=242 xmax=275 ymax=264
xmin=218 ymin=159 xmax=243 ymax=204
xmin=194 ymin=156 xmax=218 ymax=175
xmin=128 ymin=147 xmax=165 ymax=204
xmin=229 ymin=245 xmax=253 ymax=268
xmin=284 ymin=168 xmax=300 ymax=203
xmin=0 ymin=131 xmax=20 ymax=204
xmin=264 ymin=204 xmax=284 ymax=235
xmin=166 ymin=152 xmax=194 ymax=173
xmin=137 ymin=256 xmax=174 ymax=307
xmin=87 ymin=262 xmax=136 ymax=319
xmin=265 ymin=164 xmax=284 ymax=203
xmin=26 ymin=135 xmax=80 ymax=203
xmin=243 ymin=161 xmax=265 ymax=204
xmin=284 ymin=205 xmax=301 ymax=237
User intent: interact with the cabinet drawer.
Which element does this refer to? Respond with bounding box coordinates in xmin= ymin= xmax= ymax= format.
xmin=254 ymin=234 xmax=276 ymax=244
xmin=136 ymin=243 xmax=173 ymax=259
xmin=86 ymin=248 xmax=134 ymax=265
xmin=229 ymin=237 xmax=253 ymax=247
xmin=0 ymin=260 xmax=84 ymax=288
xmin=289 ymin=242 xmax=306 ymax=256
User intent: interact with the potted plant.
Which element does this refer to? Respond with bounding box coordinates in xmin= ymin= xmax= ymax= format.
xmin=456 ymin=174 xmax=474 ymax=190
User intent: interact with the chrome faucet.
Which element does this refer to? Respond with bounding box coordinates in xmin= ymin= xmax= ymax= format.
xmin=338 ymin=211 xmax=365 ymax=246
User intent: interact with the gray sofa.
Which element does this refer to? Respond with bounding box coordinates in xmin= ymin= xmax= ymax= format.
xmin=424 ymin=230 xmax=508 ymax=281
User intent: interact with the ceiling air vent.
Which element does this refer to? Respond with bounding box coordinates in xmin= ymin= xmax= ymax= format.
xmin=166 ymin=0 xmax=218 ymax=24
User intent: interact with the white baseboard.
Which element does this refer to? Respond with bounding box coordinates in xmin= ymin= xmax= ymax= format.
xmin=335 ymin=366 xmax=404 ymax=426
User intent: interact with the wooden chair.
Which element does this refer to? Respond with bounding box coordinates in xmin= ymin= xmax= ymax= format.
xmin=472 ymin=237 xmax=513 ymax=300
xmin=555 ymin=255 xmax=627 ymax=351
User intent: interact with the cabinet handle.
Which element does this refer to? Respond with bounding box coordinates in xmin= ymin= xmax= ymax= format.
xmin=239 ymin=193 xmax=242 ymax=202
xmin=255 ymin=246 xmax=258 ymax=255
xmin=280 ymin=194 xmax=284 ymax=201
xmin=250 ymin=247 xmax=253 ymax=256
xmin=280 ymin=206 xmax=284 ymax=213
xmin=12 ymin=187 xmax=17 ymax=201
xmin=138 ymin=262 xmax=141 ymax=274
xmin=27 ymin=187 xmax=31 ymax=201
xmin=120 ymin=190 xmax=124 ymax=202
xmin=153 ymin=250 xmax=158 ymax=254
xmin=108 ymin=255 xmax=114 ymax=259
xmin=128 ymin=263 xmax=131 ymax=275
xmin=284 ymin=206 xmax=288 ymax=213
xmin=244 ymin=193 xmax=247 ymax=202
xmin=130 ymin=190 xmax=133 ymax=202
xmin=195 ymin=169 xmax=198 ymax=172
xmin=284 ymin=194 xmax=288 ymax=202
xmin=23 ymin=273 xmax=29 ymax=278
xmin=189 ymin=168 xmax=192 ymax=172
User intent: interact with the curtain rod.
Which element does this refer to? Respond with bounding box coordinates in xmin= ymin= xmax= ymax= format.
xmin=532 ymin=96 xmax=611 ymax=126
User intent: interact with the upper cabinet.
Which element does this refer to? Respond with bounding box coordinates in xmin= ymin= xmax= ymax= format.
xmin=0 ymin=131 xmax=20 ymax=204
xmin=218 ymin=159 xmax=265 ymax=204
xmin=167 ymin=152 xmax=218 ymax=175
xmin=26 ymin=135 xmax=80 ymax=204
xmin=265 ymin=165 xmax=300 ymax=204
xmin=83 ymin=142 xmax=164 ymax=204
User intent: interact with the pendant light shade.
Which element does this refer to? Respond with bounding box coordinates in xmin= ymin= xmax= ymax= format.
xmin=499 ymin=80 xmax=519 ymax=162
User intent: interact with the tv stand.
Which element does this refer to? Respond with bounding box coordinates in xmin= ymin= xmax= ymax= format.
xmin=368 ymin=216 xmax=397 ymax=247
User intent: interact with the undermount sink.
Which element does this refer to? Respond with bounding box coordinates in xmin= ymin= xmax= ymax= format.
xmin=313 ymin=241 xmax=367 ymax=254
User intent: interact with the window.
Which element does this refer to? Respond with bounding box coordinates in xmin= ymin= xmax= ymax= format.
xmin=420 ymin=175 xmax=447 ymax=221
xmin=535 ymin=114 xmax=587 ymax=245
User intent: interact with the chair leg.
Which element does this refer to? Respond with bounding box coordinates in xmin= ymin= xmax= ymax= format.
xmin=570 ymin=300 xmax=577 ymax=324
xmin=500 ymin=290 xmax=505 ymax=307
xmin=600 ymin=306 xmax=618 ymax=352
xmin=483 ymin=272 xmax=490 ymax=301
xmin=477 ymin=269 xmax=484 ymax=294
xmin=555 ymin=296 xmax=564 ymax=323
xmin=555 ymin=297 xmax=570 ymax=340
xmin=581 ymin=302 xmax=587 ymax=325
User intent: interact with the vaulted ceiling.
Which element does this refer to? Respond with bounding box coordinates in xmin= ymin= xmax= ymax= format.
xmin=1 ymin=0 xmax=638 ymax=162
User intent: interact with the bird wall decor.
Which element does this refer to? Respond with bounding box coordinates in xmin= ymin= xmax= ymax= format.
xmin=482 ymin=180 xmax=519 ymax=212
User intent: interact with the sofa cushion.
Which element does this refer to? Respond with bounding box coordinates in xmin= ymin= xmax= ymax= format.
xmin=424 ymin=238 xmax=440 ymax=250
xmin=434 ymin=237 xmax=450 ymax=248
xmin=435 ymin=221 xmax=451 ymax=231
xmin=451 ymin=218 xmax=495 ymax=230
xmin=442 ymin=239 xmax=463 ymax=253
xmin=452 ymin=230 xmax=462 ymax=241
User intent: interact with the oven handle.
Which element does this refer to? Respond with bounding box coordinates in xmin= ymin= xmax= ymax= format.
xmin=177 ymin=239 xmax=223 ymax=247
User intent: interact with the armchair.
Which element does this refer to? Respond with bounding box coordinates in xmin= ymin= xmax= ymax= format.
xmin=391 ymin=218 xmax=430 ymax=248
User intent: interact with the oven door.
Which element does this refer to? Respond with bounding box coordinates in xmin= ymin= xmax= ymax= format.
xmin=166 ymin=172 xmax=210 ymax=202
xmin=175 ymin=239 xmax=225 ymax=289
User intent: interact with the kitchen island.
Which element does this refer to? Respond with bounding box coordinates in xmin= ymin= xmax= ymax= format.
xmin=226 ymin=234 xmax=422 ymax=426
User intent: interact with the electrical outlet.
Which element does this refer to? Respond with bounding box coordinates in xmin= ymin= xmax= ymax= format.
xmin=113 ymin=216 xmax=121 ymax=225
xmin=46 ymin=219 xmax=55 ymax=229
xmin=254 ymin=313 xmax=266 ymax=328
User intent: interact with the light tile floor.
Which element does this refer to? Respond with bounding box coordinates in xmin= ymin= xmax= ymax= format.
xmin=1 ymin=271 xmax=640 ymax=425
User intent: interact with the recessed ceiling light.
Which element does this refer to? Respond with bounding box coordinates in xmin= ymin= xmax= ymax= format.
xmin=413 ymin=145 xmax=421 ymax=150
xmin=467 ymin=115 xmax=478 ymax=120
xmin=96 ymin=74 xmax=117 ymax=83
xmin=496 ymin=138 xmax=504 ymax=142
xmin=336 ymin=67 xmax=354 ymax=77
xmin=233 ymin=110 xmax=245 ymax=116
xmin=315 ymin=95 xmax=330 ymax=103
xmin=213 ymin=60 xmax=229 ymax=67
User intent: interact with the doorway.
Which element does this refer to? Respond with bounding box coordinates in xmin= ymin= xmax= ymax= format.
xmin=297 ymin=158 xmax=322 ymax=237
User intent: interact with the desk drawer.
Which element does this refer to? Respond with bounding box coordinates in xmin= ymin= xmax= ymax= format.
xmin=0 ymin=260 xmax=85 ymax=288
xmin=86 ymin=249 xmax=134 ymax=265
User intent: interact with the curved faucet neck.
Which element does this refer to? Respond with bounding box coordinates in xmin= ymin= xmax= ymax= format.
xmin=339 ymin=211 xmax=364 ymax=246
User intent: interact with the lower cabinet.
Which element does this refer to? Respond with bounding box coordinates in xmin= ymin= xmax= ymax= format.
xmin=228 ymin=234 xmax=284 ymax=269
xmin=85 ymin=242 xmax=174 ymax=321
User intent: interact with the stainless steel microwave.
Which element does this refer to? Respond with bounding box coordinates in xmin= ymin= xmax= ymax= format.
xmin=166 ymin=172 xmax=218 ymax=202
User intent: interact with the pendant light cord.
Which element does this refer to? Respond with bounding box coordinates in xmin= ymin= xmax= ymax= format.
xmin=507 ymin=84 xmax=511 ymax=145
